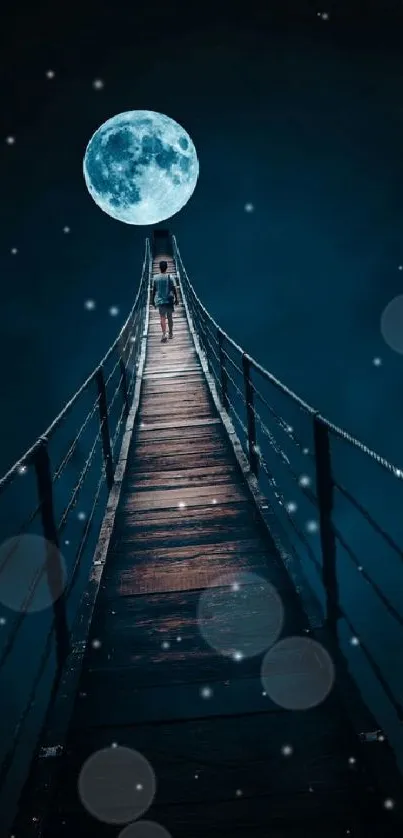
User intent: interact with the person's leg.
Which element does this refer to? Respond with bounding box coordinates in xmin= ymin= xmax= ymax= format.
xmin=158 ymin=306 xmax=168 ymax=341
xmin=167 ymin=306 xmax=173 ymax=338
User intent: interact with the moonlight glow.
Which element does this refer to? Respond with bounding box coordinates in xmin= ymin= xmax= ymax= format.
xmin=83 ymin=110 xmax=199 ymax=225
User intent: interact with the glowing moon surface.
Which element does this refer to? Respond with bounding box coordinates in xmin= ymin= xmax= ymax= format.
xmin=83 ymin=110 xmax=199 ymax=225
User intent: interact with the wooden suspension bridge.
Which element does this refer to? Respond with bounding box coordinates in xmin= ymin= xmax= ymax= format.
xmin=0 ymin=229 xmax=403 ymax=837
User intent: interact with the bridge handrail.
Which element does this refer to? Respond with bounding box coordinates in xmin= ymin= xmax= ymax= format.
xmin=0 ymin=239 xmax=151 ymax=495
xmin=172 ymin=234 xmax=403 ymax=726
xmin=0 ymin=237 xmax=151 ymax=797
xmin=172 ymin=236 xmax=402 ymax=480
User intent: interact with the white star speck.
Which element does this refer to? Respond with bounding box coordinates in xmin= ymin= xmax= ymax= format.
xmin=93 ymin=79 xmax=104 ymax=90
xmin=384 ymin=798 xmax=395 ymax=810
xmin=281 ymin=744 xmax=293 ymax=756
xmin=84 ymin=299 xmax=96 ymax=310
xmin=109 ymin=306 xmax=119 ymax=316
xmin=233 ymin=651 xmax=244 ymax=662
xmin=11 ymin=248 xmax=18 ymax=255
xmin=63 ymin=226 xmax=70 ymax=234
xmin=372 ymin=357 xmax=382 ymax=366
xmin=200 ymin=686 xmax=213 ymax=699
xmin=46 ymin=70 xmax=55 ymax=79
xmin=350 ymin=636 xmax=360 ymax=646
xmin=18 ymin=465 xmax=27 ymax=475
xmin=0 ymin=617 xmax=6 ymax=626
xmin=306 ymin=520 xmax=318 ymax=533
xmin=91 ymin=639 xmax=102 ymax=649
xmin=286 ymin=501 xmax=297 ymax=514
xmin=244 ymin=203 xmax=254 ymax=213
xmin=299 ymin=474 xmax=311 ymax=487
xmin=162 ymin=641 xmax=170 ymax=649
xmin=6 ymin=136 xmax=15 ymax=145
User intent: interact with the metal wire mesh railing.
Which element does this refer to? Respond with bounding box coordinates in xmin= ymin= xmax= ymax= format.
xmin=173 ymin=234 xmax=403 ymax=726
xmin=0 ymin=238 xmax=151 ymax=799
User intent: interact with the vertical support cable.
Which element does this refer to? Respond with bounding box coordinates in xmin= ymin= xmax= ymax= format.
xmin=34 ymin=438 xmax=70 ymax=669
xmin=96 ymin=366 xmax=114 ymax=490
xmin=313 ymin=415 xmax=339 ymax=634
xmin=217 ymin=328 xmax=229 ymax=412
xmin=242 ymin=354 xmax=259 ymax=476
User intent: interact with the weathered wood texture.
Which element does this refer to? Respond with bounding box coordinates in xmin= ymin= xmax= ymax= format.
xmin=32 ymin=258 xmax=400 ymax=837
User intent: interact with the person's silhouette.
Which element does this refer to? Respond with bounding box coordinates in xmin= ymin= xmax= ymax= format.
xmin=151 ymin=260 xmax=179 ymax=343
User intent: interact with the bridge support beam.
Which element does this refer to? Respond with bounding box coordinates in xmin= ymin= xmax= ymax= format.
xmin=313 ymin=415 xmax=339 ymax=634
xmin=34 ymin=438 xmax=70 ymax=669
xmin=96 ymin=366 xmax=114 ymax=490
xmin=217 ymin=329 xmax=229 ymax=412
xmin=242 ymin=354 xmax=259 ymax=477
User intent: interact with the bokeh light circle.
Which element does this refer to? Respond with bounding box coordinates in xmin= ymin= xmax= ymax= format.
xmin=197 ymin=571 xmax=284 ymax=659
xmin=118 ymin=822 xmax=172 ymax=838
xmin=0 ymin=534 xmax=67 ymax=613
xmin=261 ymin=636 xmax=335 ymax=710
xmin=78 ymin=746 xmax=156 ymax=824
xmin=380 ymin=295 xmax=403 ymax=354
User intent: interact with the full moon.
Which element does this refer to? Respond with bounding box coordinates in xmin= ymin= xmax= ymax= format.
xmin=83 ymin=110 xmax=199 ymax=225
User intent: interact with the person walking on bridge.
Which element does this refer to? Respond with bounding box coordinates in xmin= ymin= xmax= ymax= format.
xmin=151 ymin=260 xmax=179 ymax=343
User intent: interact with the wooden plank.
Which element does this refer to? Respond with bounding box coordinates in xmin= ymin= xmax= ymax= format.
xmin=127 ymin=465 xmax=239 ymax=490
xmin=121 ymin=483 xmax=249 ymax=510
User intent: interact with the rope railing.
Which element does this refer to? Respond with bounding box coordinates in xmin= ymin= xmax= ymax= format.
xmin=173 ymin=234 xmax=403 ymax=722
xmin=0 ymin=238 xmax=151 ymax=793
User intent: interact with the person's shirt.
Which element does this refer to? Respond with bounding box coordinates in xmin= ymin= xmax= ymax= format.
xmin=152 ymin=273 xmax=176 ymax=306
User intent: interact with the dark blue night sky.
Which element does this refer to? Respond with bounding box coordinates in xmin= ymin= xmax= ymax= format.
xmin=1 ymin=0 xmax=403 ymax=828
xmin=1 ymin=1 xmax=403 ymax=473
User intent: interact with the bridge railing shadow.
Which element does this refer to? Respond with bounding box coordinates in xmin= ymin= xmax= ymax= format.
xmin=0 ymin=239 xmax=151 ymax=826
xmin=173 ymin=235 xmax=403 ymax=760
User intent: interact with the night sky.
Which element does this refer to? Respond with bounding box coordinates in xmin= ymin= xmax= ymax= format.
xmin=1 ymin=0 xmax=403 ymax=814
xmin=1 ymin=0 xmax=403 ymax=472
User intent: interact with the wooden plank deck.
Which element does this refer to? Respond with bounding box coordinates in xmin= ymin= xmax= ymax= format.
xmin=32 ymin=257 xmax=400 ymax=837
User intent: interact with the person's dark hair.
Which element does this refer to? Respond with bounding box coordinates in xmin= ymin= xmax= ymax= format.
xmin=159 ymin=260 xmax=168 ymax=272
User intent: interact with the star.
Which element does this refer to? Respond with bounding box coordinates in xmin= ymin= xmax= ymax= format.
xmin=200 ymin=686 xmax=213 ymax=699
xmin=11 ymin=247 xmax=18 ymax=255
xmin=299 ymin=474 xmax=311 ymax=487
xmin=6 ymin=136 xmax=15 ymax=145
xmin=77 ymin=511 xmax=86 ymax=520
xmin=281 ymin=744 xmax=293 ymax=756
xmin=63 ymin=226 xmax=70 ymax=234
xmin=244 ymin=202 xmax=254 ymax=212
xmin=372 ymin=357 xmax=382 ymax=366
xmin=93 ymin=78 xmax=104 ymax=90
xmin=84 ymin=299 xmax=96 ymax=311
xmin=306 ymin=520 xmax=318 ymax=533
xmin=46 ymin=70 xmax=55 ymax=79
xmin=286 ymin=501 xmax=297 ymax=514
xmin=109 ymin=305 xmax=119 ymax=316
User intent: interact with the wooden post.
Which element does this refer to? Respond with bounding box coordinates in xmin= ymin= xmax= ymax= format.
xmin=217 ymin=329 xmax=229 ymax=412
xmin=242 ymin=354 xmax=259 ymax=476
xmin=313 ymin=415 xmax=339 ymax=634
xmin=96 ymin=367 xmax=114 ymax=490
xmin=119 ymin=358 xmax=130 ymax=418
xmin=34 ymin=439 xmax=70 ymax=669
